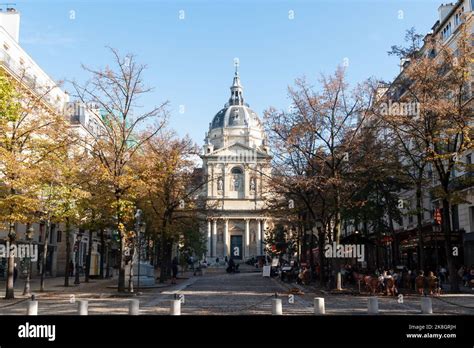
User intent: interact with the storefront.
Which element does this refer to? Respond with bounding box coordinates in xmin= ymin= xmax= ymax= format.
xmin=397 ymin=225 xmax=463 ymax=271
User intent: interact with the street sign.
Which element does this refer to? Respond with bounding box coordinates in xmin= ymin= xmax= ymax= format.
xmin=262 ymin=265 xmax=271 ymax=277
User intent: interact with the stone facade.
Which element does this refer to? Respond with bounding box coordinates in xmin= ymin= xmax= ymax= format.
xmin=201 ymin=69 xmax=272 ymax=262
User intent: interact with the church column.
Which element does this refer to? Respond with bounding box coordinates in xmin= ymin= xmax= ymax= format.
xmin=212 ymin=219 xmax=217 ymax=258
xmin=245 ymin=219 xmax=250 ymax=259
xmin=244 ymin=168 xmax=249 ymax=198
xmin=224 ymin=219 xmax=229 ymax=258
xmin=222 ymin=164 xmax=226 ymax=203
xmin=210 ymin=164 xmax=214 ymax=197
xmin=207 ymin=219 xmax=211 ymax=258
xmin=256 ymin=219 xmax=262 ymax=255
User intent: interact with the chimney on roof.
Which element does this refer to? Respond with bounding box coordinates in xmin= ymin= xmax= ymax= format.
xmin=438 ymin=3 xmax=455 ymax=23
xmin=0 ymin=6 xmax=20 ymax=43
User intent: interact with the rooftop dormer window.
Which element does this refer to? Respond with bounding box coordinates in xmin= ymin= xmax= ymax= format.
xmin=442 ymin=21 xmax=452 ymax=41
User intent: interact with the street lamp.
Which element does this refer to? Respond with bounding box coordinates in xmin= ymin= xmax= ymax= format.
xmin=23 ymin=225 xmax=34 ymax=296
xmin=74 ymin=232 xmax=83 ymax=285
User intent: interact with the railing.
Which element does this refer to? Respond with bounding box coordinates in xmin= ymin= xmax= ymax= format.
xmin=0 ymin=48 xmax=63 ymax=111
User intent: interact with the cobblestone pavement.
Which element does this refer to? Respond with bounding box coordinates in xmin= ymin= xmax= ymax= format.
xmin=0 ymin=269 xmax=473 ymax=315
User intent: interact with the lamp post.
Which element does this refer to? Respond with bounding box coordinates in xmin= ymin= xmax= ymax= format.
xmin=74 ymin=232 xmax=83 ymax=285
xmin=23 ymin=225 xmax=34 ymax=296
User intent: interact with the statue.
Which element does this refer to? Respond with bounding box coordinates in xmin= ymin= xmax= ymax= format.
xmin=233 ymin=174 xmax=240 ymax=190
xmin=217 ymin=177 xmax=223 ymax=191
xmin=250 ymin=178 xmax=256 ymax=191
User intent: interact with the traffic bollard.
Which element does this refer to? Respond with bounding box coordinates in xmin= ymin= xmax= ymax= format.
xmin=78 ymin=300 xmax=88 ymax=315
xmin=129 ymin=299 xmax=139 ymax=315
xmin=421 ymin=297 xmax=433 ymax=314
xmin=314 ymin=297 xmax=325 ymax=315
xmin=368 ymin=297 xmax=379 ymax=314
xmin=27 ymin=300 xmax=38 ymax=315
xmin=170 ymin=299 xmax=181 ymax=315
xmin=272 ymin=298 xmax=283 ymax=315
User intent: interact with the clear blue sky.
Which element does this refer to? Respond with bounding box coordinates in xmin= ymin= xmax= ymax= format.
xmin=18 ymin=0 xmax=442 ymax=144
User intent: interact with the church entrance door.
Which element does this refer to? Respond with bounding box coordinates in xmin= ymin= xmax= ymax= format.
xmin=230 ymin=235 xmax=243 ymax=260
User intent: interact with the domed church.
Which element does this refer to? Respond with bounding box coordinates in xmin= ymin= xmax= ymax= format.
xmin=202 ymin=68 xmax=272 ymax=263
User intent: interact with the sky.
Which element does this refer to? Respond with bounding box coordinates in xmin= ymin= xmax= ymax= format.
xmin=16 ymin=0 xmax=443 ymax=144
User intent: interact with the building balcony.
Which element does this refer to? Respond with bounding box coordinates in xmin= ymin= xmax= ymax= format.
xmin=0 ymin=43 xmax=65 ymax=112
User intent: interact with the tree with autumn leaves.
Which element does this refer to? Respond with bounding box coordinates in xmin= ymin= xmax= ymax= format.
xmin=265 ymin=68 xmax=383 ymax=288
xmin=0 ymin=47 xmax=204 ymax=297
xmin=263 ymin=24 xmax=472 ymax=292
xmin=0 ymin=68 xmax=73 ymax=298
xmin=72 ymin=48 xmax=168 ymax=292
xmin=378 ymin=25 xmax=473 ymax=292
xmin=132 ymin=132 xmax=207 ymax=283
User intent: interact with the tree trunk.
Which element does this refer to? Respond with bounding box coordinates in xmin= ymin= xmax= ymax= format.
xmin=64 ymin=218 xmax=71 ymax=287
xmin=40 ymin=220 xmax=51 ymax=292
xmin=159 ymin=221 xmax=168 ymax=283
xmin=85 ymin=229 xmax=93 ymax=282
xmin=5 ymin=222 xmax=16 ymax=299
xmin=415 ymin=182 xmax=425 ymax=273
xmin=309 ymin=225 xmax=314 ymax=280
xmin=388 ymin=211 xmax=399 ymax=266
xmin=128 ymin=247 xmax=134 ymax=292
xmin=118 ymin=233 xmax=126 ymax=291
xmin=318 ymin=228 xmax=326 ymax=285
xmin=333 ymin=186 xmax=343 ymax=290
xmin=442 ymin=197 xmax=459 ymax=292
xmin=116 ymin=194 xmax=125 ymax=292
xmin=301 ymin=222 xmax=307 ymax=263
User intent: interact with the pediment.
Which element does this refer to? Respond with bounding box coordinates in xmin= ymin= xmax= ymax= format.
xmin=204 ymin=142 xmax=271 ymax=160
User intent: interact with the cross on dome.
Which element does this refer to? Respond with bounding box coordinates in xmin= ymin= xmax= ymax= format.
xmin=229 ymin=62 xmax=244 ymax=106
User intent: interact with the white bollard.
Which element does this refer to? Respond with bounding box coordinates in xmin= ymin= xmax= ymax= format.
xmin=170 ymin=299 xmax=181 ymax=315
xmin=314 ymin=297 xmax=325 ymax=315
xmin=27 ymin=300 xmax=38 ymax=315
xmin=421 ymin=297 xmax=433 ymax=314
xmin=272 ymin=298 xmax=283 ymax=315
xmin=336 ymin=272 xmax=342 ymax=290
xmin=129 ymin=299 xmax=139 ymax=315
xmin=368 ymin=297 xmax=379 ymax=314
xmin=78 ymin=300 xmax=88 ymax=315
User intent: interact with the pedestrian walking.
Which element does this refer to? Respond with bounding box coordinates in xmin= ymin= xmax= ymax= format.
xmin=438 ymin=266 xmax=447 ymax=284
xmin=427 ymin=271 xmax=439 ymax=295
xmin=415 ymin=270 xmax=425 ymax=295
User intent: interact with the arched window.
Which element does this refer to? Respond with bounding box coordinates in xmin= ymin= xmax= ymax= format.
xmin=231 ymin=167 xmax=243 ymax=174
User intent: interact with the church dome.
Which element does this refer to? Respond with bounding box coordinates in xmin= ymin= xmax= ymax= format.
xmin=211 ymin=105 xmax=262 ymax=130
xmin=209 ymin=69 xmax=263 ymax=131
xmin=204 ymin=68 xmax=268 ymax=153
